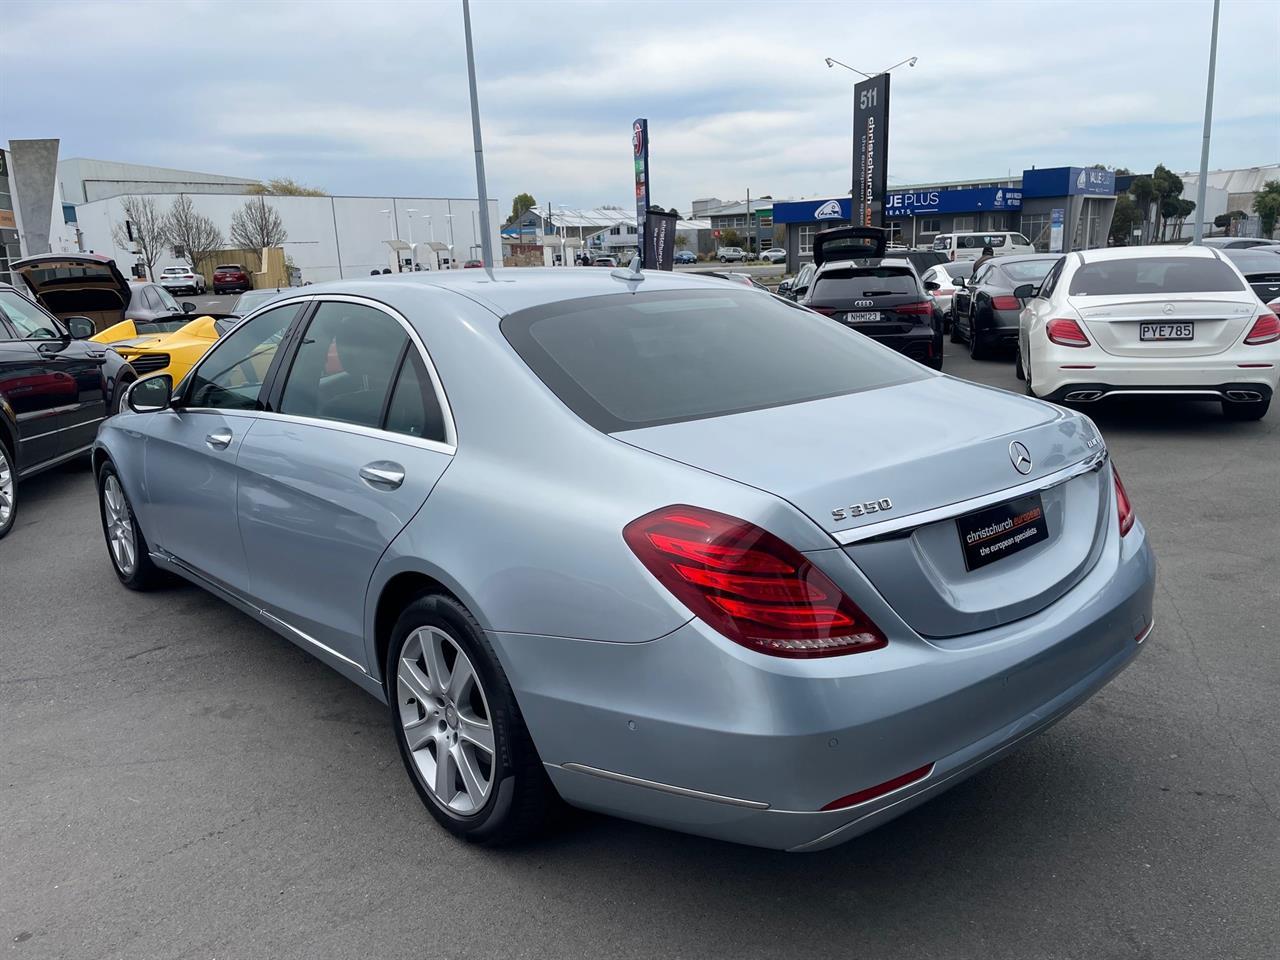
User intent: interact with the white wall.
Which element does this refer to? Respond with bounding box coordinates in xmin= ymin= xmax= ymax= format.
xmin=74 ymin=192 xmax=502 ymax=283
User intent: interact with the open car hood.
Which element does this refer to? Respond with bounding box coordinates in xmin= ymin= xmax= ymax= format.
xmin=11 ymin=253 xmax=132 ymax=316
xmin=812 ymin=226 xmax=887 ymax=267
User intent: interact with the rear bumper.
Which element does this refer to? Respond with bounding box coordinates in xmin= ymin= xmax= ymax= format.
xmin=862 ymin=328 xmax=939 ymax=363
xmin=490 ymin=521 xmax=1156 ymax=850
xmin=1030 ymin=344 xmax=1280 ymax=398
xmin=1042 ymin=381 xmax=1273 ymax=405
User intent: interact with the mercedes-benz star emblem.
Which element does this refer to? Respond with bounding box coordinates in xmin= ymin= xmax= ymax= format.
xmin=1009 ymin=441 xmax=1033 ymax=475
xmin=1162 ymin=303 xmax=1175 ymax=315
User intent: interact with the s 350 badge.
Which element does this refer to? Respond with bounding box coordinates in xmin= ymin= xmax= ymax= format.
xmin=832 ymin=498 xmax=893 ymax=522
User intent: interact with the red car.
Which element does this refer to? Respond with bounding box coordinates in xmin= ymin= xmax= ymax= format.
xmin=463 ymin=260 xmax=484 ymax=269
xmin=212 ymin=263 xmax=252 ymax=294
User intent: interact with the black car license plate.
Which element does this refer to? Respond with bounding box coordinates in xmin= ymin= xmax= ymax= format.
xmin=956 ymin=493 xmax=1049 ymax=571
xmin=844 ymin=311 xmax=879 ymax=323
xmin=1139 ymin=322 xmax=1193 ymax=341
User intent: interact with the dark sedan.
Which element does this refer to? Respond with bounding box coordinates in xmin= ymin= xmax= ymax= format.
xmin=0 ymin=283 xmax=137 ymax=538
xmin=1219 ymin=247 xmax=1280 ymax=307
xmin=951 ymin=254 xmax=1061 ymax=360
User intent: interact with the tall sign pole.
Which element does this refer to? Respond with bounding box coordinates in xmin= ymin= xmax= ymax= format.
xmin=462 ymin=0 xmax=494 ymax=269
xmin=633 ymin=119 xmax=650 ymax=267
xmin=1192 ymin=0 xmax=1220 ymax=244
xmin=852 ymin=73 xmax=890 ymax=228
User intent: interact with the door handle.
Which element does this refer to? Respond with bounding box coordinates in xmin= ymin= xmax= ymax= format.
xmin=359 ymin=461 xmax=405 ymax=490
xmin=205 ymin=428 xmax=233 ymax=450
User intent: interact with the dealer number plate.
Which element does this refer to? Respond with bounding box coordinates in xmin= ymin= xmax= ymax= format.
xmin=956 ymin=493 xmax=1050 ymax=571
xmin=845 ymin=312 xmax=879 ymax=323
xmin=1140 ymin=322 xmax=1193 ymax=341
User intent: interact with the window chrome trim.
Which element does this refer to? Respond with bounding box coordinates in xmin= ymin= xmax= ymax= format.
xmin=181 ymin=293 xmax=458 ymax=451
xmin=832 ymin=449 xmax=1109 ymax=546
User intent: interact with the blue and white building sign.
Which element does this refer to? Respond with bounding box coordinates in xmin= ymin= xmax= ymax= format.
xmin=772 ymin=197 xmax=852 ymax=224
xmin=883 ymin=186 xmax=1022 ymax=218
xmin=1022 ymin=166 xmax=1115 ymax=198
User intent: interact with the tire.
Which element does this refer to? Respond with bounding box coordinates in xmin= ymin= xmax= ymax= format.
xmin=1014 ymin=346 xmax=1026 ymax=381
xmin=949 ymin=312 xmax=964 ymax=343
xmin=1222 ymin=396 xmax=1270 ymax=421
xmin=97 ymin=462 xmax=166 ymax=589
xmin=110 ymin=377 xmax=134 ymax=416
xmin=968 ymin=325 xmax=989 ymax=360
xmin=387 ymin=594 xmax=557 ymax=845
xmin=720 ymin=257 xmax=728 ymax=263
xmin=0 ymin=434 xmax=16 ymax=540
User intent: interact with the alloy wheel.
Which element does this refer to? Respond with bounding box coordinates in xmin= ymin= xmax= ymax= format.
xmin=0 ymin=444 xmax=14 ymax=530
xmin=102 ymin=475 xmax=137 ymax=576
xmin=397 ymin=626 xmax=496 ymax=816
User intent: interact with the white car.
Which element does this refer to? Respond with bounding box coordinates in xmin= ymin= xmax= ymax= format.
xmin=158 ymin=265 xmax=206 ymax=295
xmin=1017 ymin=246 xmax=1279 ymax=421
xmin=717 ymin=247 xmax=748 ymax=263
xmin=933 ymin=232 xmax=1035 ymax=262
xmin=921 ymin=261 xmax=975 ymax=322
xmin=761 ymin=247 xmax=787 ymax=264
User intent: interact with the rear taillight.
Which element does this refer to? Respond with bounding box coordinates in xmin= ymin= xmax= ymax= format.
xmin=1046 ymin=317 xmax=1091 ymax=347
xmin=1243 ymin=312 xmax=1280 ymax=345
xmin=892 ymin=301 xmax=933 ymax=316
xmin=1113 ymin=466 xmax=1135 ymax=536
xmin=623 ymin=505 xmax=887 ymax=658
xmin=809 ymin=305 xmax=837 ymax=316
xmin=991 ymin=295 xmax=1021 ymax=311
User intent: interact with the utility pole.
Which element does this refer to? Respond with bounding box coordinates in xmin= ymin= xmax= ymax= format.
xmin=746 ymin=187 xmax=753 ymax=259
xmin=462 ymin=0 xmax=494 ymax=269
xmin=1192 ymin=0 xmax=1220 ymax=244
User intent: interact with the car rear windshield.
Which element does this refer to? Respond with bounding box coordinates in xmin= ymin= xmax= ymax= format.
xmin=1000 ymin=259 xmax=1058 ymax=282
xmin=1068 ymin=256 xmax=1245 ymax=296
xmin=502 ymin=290 xmax=927 ymax=432
xmin=811 ymin=266 xmax=918 ymax=299
xmin=940 ymin=261 xmax=974 ymax=278
xmin=216 ymin=264 xmax=243 ymax=271
xmin=162 ymin=267 xmax=186 ymax=274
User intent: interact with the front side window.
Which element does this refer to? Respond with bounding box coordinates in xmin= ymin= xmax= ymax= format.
xmin=1068 ymin=257 xmax=1246 ymax=296
xmin=502 ymin=290 xmax=927 ymax=433
xmin=278 ymin=302 xmax=408 ymax=429
xmin=0 ymin=289 xmax=62 ymax=339
xmin=155 ymin=286 xmax=180 ymax=312
xmin=932 ymin=235 xmax=951 ymax=252
xmin=185 ymin=303 xmax=300 ymax=410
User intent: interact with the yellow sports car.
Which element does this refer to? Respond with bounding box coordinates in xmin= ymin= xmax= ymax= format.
xmin=91 ymin=313 xmax=237 ymax=382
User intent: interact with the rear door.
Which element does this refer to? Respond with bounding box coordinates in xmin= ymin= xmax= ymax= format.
xmin=812 ymin=226 xmax=887 ymax=267
xmin=236 ymin=298 xmax=454 ymax=668
xmin=0 ymin=290 xmax=78 ymax=468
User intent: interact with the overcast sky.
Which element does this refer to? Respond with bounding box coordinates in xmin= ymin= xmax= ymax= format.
xmin=3 ymin=0 xmax=1277 ymax=212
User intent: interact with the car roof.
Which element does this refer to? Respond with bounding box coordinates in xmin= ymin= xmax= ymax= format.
xmin=1073 ymin=244 xmax=1224 ymax=264
xmin=292 ymin=266 xmax=754 ymax=318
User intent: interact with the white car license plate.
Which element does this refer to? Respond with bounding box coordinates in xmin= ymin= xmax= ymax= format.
xmin=845 ymin=312 xmax=879 ymax=323
xmin=1140 ymin=322 xmax=1193 ymax=341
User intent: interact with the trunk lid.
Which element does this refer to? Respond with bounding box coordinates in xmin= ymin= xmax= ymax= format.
xmin=12 ymin=253 xmax=132 ymax=319
xmin=812 ymin=225 xmax=887 ymax=267
xmin=618 ymin=376 xmax=1109 ymax=638
xmin=1071 ymin=294 xmax=1258 ymax=358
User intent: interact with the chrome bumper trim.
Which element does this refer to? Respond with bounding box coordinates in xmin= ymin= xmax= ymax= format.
xmin=558 ymin=762 xmax=770 ymax=810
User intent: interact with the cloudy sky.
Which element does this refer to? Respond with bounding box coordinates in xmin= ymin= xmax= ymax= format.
xmin=4 ymin=0 xmax=1277 ymax=212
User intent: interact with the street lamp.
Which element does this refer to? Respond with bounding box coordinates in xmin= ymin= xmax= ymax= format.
xmin=405 ymin=208 xmax=418 ymax=245
xmin=444 ymin=213 xmax=455 ymax=268
xmin=824 ymin=55 xmax=917 ymax=77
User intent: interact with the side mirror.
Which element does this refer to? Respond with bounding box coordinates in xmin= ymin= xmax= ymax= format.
xmin=66 ymin=316 xmax=96 ymax=340
xmin=952 ymin=277 xmax=966 ymax=289
xmin=182 ymin=302 xmax=196 ymax=313
xmin=126 ymin=373 xmax=173 ymax=414
xmin=777 ymin=280 xmax=792 ymax=294
xmin=923 ymin=280 xmax=941 ymax=292
xmin=1013 ymin=283 xmax=1037 ymax=299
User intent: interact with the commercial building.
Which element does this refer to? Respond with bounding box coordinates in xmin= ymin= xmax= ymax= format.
xmin=1166 ymin=164 xmax=1279 ymax=241
xmin=2 ymin=140 xmax=502 ymax=285
xmin=697 ymin=198 xmax=777 ymax=254
xmin=502 ymin=205 xmax=711 ymax=261
xmin=773 ymin=165 xmax=1119 ymax=273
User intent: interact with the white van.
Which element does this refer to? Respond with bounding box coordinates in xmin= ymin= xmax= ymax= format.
xmin=932 ymin=231 xmax=1034 ymax=261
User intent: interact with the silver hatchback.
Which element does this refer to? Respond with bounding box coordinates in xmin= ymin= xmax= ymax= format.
xmin=94 ymin=268 xmax=1155 ymax=850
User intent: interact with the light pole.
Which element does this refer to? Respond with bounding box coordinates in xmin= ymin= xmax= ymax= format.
xmin=462 ymin=0 xmax=495 ymax=270
xmin=1191 ymin=0 xmax=1220 ymax=244
xmin=824 ymin=55 xmax=917 ymax=77
xmin=445 ymin=213 xmax=455 ymax=268
xmin=405 ymin=208 xmax=418 ymax=245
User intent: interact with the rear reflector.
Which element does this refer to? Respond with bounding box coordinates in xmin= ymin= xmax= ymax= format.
xmin=1113 ymin=466 xmax=1135 ymax=537
xmin=809 ymin=305 xmax=838 ymax=316
xmin=1047 ymin=317 xmax=1091 ymax=347
xmin=1243 ymin=312 xmax=1280 ymax=345
xmin=991 ymin=295 xmax=1021 ymax=311
xmin=820 ymin=763 xmax=934 ymax=811
xmin=624 ymin=505 xmax=887 ymax=658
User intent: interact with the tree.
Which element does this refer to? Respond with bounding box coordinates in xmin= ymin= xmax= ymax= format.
xmin=719 ymin=228 xmax=743 ymax=248
xmin=1130 ymin=175 xmax=1156 ymax=243
xmin=674 ymin=233 xmax=688 ymax=249
xmin=163 ymin=195 xmax=224 ymax=273
xmin=507 ymin=192 xmax=536 ymax=226
xmin=247 ymin=177 xmax=327 ymax=196
xmin=110 ymin=195 xmax=167 ymax=280
xmin=1150 ymin=164 xmax=1185 ymax=241
xmin=1253 ymin=180 xmax=1280 ymax=238
xmin=229 ymin=197 xmax=288 ymax=266
xmin=1109 ymin=194 xmax=1140 ymax=245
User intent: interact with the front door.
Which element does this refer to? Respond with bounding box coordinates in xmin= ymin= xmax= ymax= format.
xmin=0 ymin=294 xmax=77 ymax=470
xmin=236 ymin=300 xmax=454 ymax=668
xmin=142 ymin=301 xmax=302 ymax=593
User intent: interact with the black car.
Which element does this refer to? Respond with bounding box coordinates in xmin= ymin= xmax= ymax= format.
xmin=1219 ymin=247 xmax=1280 ymax=307
xmin=800 ymin=226 xmax=944 ymax=369
xmin=11 ymin=253 xmax=192 ymax=335
xmin=0 ymin=283 xmax=137 ymax=539
xmin=951 ymin=254 xmax=1062 ymax=360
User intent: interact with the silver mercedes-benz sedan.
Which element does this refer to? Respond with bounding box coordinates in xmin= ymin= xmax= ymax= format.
xmin=93 ymin=266 xmax=1155 ymax=851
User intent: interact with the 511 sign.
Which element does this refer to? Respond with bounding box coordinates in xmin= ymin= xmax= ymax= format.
xmin=853 ymin=73 xmax=890 ymax=228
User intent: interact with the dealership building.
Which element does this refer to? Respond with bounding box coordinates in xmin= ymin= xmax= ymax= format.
xmin=773 ymin=165 xmax=1119 ymax=273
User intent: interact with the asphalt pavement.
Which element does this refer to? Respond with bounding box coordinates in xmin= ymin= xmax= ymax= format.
xmin=2 ymin=346 xmax=1277 ymax=959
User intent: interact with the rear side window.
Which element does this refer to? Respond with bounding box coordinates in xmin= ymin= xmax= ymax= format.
xmin=383 ymin=350 xmax=446 ymax=442
xmin=1068 ymin=257 xmax=1245 ymax=296
xmin=812 ymin=267 xmax=919 ymax=299
xmin=502 ymin=290 xmax=927 ymax=433
xmin=958 ymin=234 xmax=1006 ymax=249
